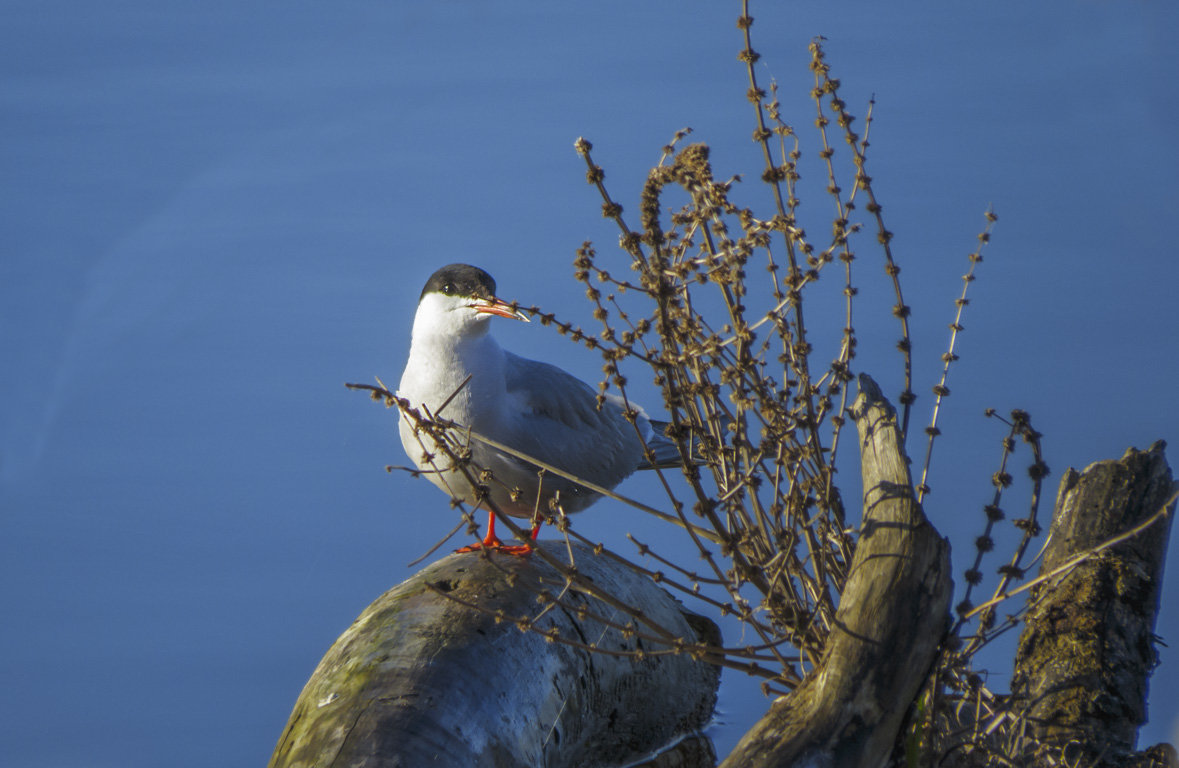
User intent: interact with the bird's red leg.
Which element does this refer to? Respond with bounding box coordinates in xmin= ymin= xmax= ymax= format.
xmin=455 ymin=510 xmax=533 ymax=555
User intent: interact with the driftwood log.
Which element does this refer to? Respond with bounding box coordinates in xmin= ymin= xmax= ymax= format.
xmin=719 ymin=374 xmax=954 ymax=768
xmin=1011 ymin=441 xmax=1177 ymax=767
xmin=268 ymin=540 xmax=721 ymax=768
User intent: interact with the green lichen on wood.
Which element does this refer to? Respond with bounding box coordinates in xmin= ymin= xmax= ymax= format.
xmin=1011 ymin=443 xmax=1175 ymax=766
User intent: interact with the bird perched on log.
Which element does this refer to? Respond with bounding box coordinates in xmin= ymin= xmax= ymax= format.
xmin=397 ymin=263 xmax=680 ymax=554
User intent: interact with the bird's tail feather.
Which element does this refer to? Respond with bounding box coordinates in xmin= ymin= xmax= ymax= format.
xmin=638 ymin=419 xmax=701 ymax=470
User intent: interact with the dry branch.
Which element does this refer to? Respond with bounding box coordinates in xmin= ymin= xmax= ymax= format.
xmin=268 ymin=541 xmax=720 ymax=768
xmin=719 ymin=374 xmax=952 ymax=768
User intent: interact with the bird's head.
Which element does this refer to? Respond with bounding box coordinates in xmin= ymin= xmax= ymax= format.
xmin=412 ymin=263 xmax=530 ymax=340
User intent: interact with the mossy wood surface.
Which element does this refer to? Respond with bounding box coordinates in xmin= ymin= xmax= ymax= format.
xmin=269 ymin=540 xmax=720 ymax=768
xmin=719 ymin=375 xmax=953 ymax=768
xmin=1012 ymin=442 xmax=1176 ymax=766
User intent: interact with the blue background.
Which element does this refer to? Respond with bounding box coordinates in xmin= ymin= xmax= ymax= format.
xmin=2 ymin=2 xmax=1177 ymax=764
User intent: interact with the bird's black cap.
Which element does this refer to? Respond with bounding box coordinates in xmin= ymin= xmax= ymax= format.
xmin=420 ymin=263 xmax=497 ymax=302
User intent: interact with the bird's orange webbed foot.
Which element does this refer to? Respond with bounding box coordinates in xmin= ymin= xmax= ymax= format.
xmin=455 ymin=515 xmax=540 ymax=556
xmin=454 ymin=538 xmax=534 ymax=556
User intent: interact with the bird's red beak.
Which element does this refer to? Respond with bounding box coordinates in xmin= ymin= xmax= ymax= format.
xmin=471 ymin=298 xmax=530 ymax=322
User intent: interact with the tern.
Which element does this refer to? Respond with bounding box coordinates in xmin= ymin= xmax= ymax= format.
xmin=397 ymin=263 xmax=680 ymax=554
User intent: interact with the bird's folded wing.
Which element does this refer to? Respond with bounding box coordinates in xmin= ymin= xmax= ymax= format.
xmin=503 ymin=353 xmax=608 ymax=428
xmin=501 ymin=353 xmax=643 ymax=478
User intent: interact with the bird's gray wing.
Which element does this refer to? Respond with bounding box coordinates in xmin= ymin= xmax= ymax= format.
xmin=500 ymin=352 xmax=646 ymax=486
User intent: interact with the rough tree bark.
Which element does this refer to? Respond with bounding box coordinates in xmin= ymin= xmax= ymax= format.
xmin=718 ymin=374 xmax=954 ymax=768
xmin=268 ymin=540 xmax=720 ymax=768
xmin=1011 ymin=441 xmax=1177 ymax=767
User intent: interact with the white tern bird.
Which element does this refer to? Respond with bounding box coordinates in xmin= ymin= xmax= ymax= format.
xmin=397 ymin=263 xmax=679 ymax=553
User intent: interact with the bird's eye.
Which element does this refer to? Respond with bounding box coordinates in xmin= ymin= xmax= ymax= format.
xmin=442 ymin=283 xmax=454 ymax=295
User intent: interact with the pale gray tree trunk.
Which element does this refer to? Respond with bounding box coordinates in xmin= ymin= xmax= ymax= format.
xmin=268 ymin=540 xmax=720 ymax=768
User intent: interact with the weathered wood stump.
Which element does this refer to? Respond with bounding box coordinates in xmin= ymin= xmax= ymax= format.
xmin=719 ymin=374 xmax=954 ymax=768
xmin=1011 ymin=441 xmax=1177 ymax=767
xmin=269 ymin=540 xmax=721 ymax=768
